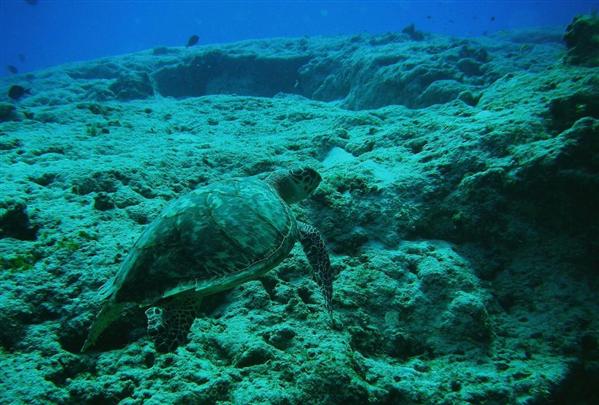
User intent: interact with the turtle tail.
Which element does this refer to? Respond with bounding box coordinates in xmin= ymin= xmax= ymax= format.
xmin=81 ymin=301 xmax=125 ymax=352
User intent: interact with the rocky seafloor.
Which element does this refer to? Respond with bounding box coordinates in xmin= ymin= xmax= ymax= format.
xmin=1 ymin=15 xmax=598 ymax=405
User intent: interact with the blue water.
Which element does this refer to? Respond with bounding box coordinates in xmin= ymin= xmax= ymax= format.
xmin=0 ymin=0 xmax=598 ymax=76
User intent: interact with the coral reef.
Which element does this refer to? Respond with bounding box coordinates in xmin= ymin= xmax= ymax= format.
xmin=1 ymin=16 xmax=598 ymax=404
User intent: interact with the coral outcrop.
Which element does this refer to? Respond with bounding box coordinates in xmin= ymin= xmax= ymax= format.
xmin=564 ymin=13 xmax=599 ymax=66
xmin=0 ymin=19 xmax=598 ymax=404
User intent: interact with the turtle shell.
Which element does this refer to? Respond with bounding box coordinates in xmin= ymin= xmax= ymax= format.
xmin=109 ymin=177 xmax=298 ymax=305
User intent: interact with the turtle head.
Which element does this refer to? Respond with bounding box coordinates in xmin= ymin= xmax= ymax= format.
xmin=268 ymin=167 xmax=322 ymax=203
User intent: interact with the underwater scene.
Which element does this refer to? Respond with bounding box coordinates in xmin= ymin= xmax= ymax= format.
xmin=1 ymin=0 xmax=599 ymax=404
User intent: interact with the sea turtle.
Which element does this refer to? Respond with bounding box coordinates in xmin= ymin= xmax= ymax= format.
xmin=82 ymin=167 xmax=333 ymax=352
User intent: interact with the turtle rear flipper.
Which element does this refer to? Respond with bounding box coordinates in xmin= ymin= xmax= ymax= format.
xmin=145 ymin=293 xmax=202 ymax=352
xmin=298 ymin=221 xmax=334 ymax=315
xmin=81 ymin=301 xmax=126 ymax=352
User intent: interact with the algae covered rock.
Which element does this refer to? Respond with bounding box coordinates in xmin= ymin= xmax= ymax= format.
xmin=109 ymin=72 xmax=154 ymax=100
xmin=0 ymin=296 xmax=29 ymax=350
xmin=547 ymin=91 xmax=599 ymax=132
xmin=564 ymin=13 xmax=599 ymax=66
xmin=341 ymin=241 xmax=492 ymax=358
xmin=510 ymin=117 xmax=599 ymax=237
xmin=0 ymin=102 xmax=16 ymax=122
xmin=417 ymin=79 xmax=469 ymax=106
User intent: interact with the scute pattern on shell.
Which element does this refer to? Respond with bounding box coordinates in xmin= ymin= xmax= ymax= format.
xmin=112 ymin=178 xmax=297 ymax=305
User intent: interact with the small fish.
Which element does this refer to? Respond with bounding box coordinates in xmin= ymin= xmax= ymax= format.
xmin=426 ymin=15 xmax=432 ymax=20
xmin=18 ymin=53 xmax=26 ymax=62
xmin=186 ymin=34 xmax=199 ymax=47
xmin=24 ymin=0 xmax=38 ymax=5
xmin=7 ymin=65 xmax=18 ymax=74
xmin=490 ymin=16 xmax=496 ymax=22
xmin=8 ymin=85 xmax=31 ymax=100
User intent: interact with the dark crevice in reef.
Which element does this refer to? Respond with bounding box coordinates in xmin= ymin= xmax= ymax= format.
xmin=0 ymin=202 xmax=39 ymax=241
xmin=61 ymin=307 xmax=147 ymax=354
xmin=548 ymin=361 xmax=599 ymax=404
xmin=547 ymin=91 xmax=599 ymax=133
xmin=153 ymin=51 xmax=311 ymax=98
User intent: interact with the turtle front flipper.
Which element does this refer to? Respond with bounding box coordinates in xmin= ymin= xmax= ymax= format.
xmin=297 ymin=221 xmax=334 ymax=316
xmin=145 ymin=293 xmax=202 ymax=353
